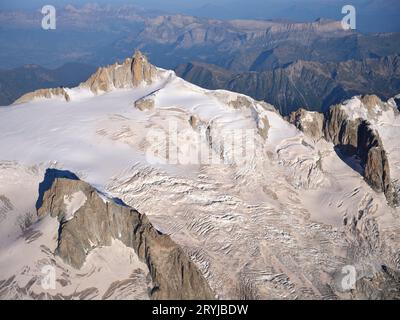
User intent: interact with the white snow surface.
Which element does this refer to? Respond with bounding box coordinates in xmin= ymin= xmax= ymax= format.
xmin=0 ymin=70 xmax=399 ymax=299
xmin=63 ymin=191 xmax=87 ymax=221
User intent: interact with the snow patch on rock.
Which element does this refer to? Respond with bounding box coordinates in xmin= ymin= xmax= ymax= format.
xmin=63 ymin=191 xmax=87 ymax=221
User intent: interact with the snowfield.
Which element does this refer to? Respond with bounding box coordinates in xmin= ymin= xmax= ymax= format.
xmin=0 ymin=65 xmax=399 ymax=299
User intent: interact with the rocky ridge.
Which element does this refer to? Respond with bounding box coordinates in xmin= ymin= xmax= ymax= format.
xmin=13 ymin=51 xmax=159 ymax=104
xmin=81 ymin=51 xmax=158 ymax=93
xmin=13 ymin=87 xmax=71 ymax=105
xmin=36 ymin=171 xmax=215 ymax=300
xmin=289 ymin=95 xmax=400 ymax=207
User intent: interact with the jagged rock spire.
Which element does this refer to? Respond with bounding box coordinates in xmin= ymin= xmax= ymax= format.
xmin=131 ymin=50 xmax=157 ymax=87
xmin=82 ymin=50 xmax=158 ymax=94
xmin=13 ymin=50 xmax=159 ymax=103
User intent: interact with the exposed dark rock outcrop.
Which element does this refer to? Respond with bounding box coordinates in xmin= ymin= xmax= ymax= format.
xmin=357 ymin=121 xmax=393 ymax=200
xmin=323 ymin=100 xmax=396 ymax=206
xmin=289 ymin=95 xmax=398 ymax=207
xmin=324 ymin=104 xmax=360 ymax=148
xmin=394 ymin=95 xmax=400 ymax=111
xmin=36 ymin=170 xmax=214 ymax=300
xmin=288 ymin=108 xmax=324 ymax=141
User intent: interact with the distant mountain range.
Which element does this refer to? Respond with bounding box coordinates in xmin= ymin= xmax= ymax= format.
xmin=1 ymin=4 xmax=400 ymax=114
xmin=176 ymin=55 xmax=400 ymax=115
xmin=2 ymin=5 xmax=400 ymax=69
xmin=113 ymin=16 xmax=400 ymax=72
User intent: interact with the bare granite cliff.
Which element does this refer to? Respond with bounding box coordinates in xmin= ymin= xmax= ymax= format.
xmin=36 ymin=171 xmax=214 ymax=300
xmin=289 ymin=95 xmax=399 ymax=207
xmin=81 ymin=51 xmax=158 ymax=93
xmin=288 ymin=108 xmax=324 ymax=142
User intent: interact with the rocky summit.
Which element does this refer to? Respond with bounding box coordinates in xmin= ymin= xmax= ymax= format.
xmin=82 ymin=51 xmax=159 ymax=94
xmin=13 ymin=51 xmax=160 ymax=104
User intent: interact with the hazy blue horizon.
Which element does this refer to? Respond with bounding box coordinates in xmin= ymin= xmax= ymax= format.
xmin=1 ymin=0 xmax=399 ymax=33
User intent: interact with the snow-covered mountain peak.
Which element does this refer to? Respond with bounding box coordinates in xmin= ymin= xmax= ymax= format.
xmin=1 ymin=53 xmax=400 ymax=299
xmin=12 ymin=51 xmax=171 ymax=105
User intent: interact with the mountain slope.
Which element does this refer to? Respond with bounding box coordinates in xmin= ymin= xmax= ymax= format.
xmin=176 ymin=55 xmax=400 ymax=115
xmin=0 ymin=52 xmax=399 ymax=299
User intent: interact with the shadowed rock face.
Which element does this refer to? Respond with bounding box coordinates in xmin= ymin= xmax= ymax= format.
xmin=357 ymin=121 xmax=392 ymax=199
xmin=394 ymin=96 xmax=400 ymax=111
xmin=323 ymin=103 xmax=396 ymax=206
xmin=37 ymin=173 xmax=214 ymax=300
xmin=289 ymin=96 xmax=398 ymax=207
